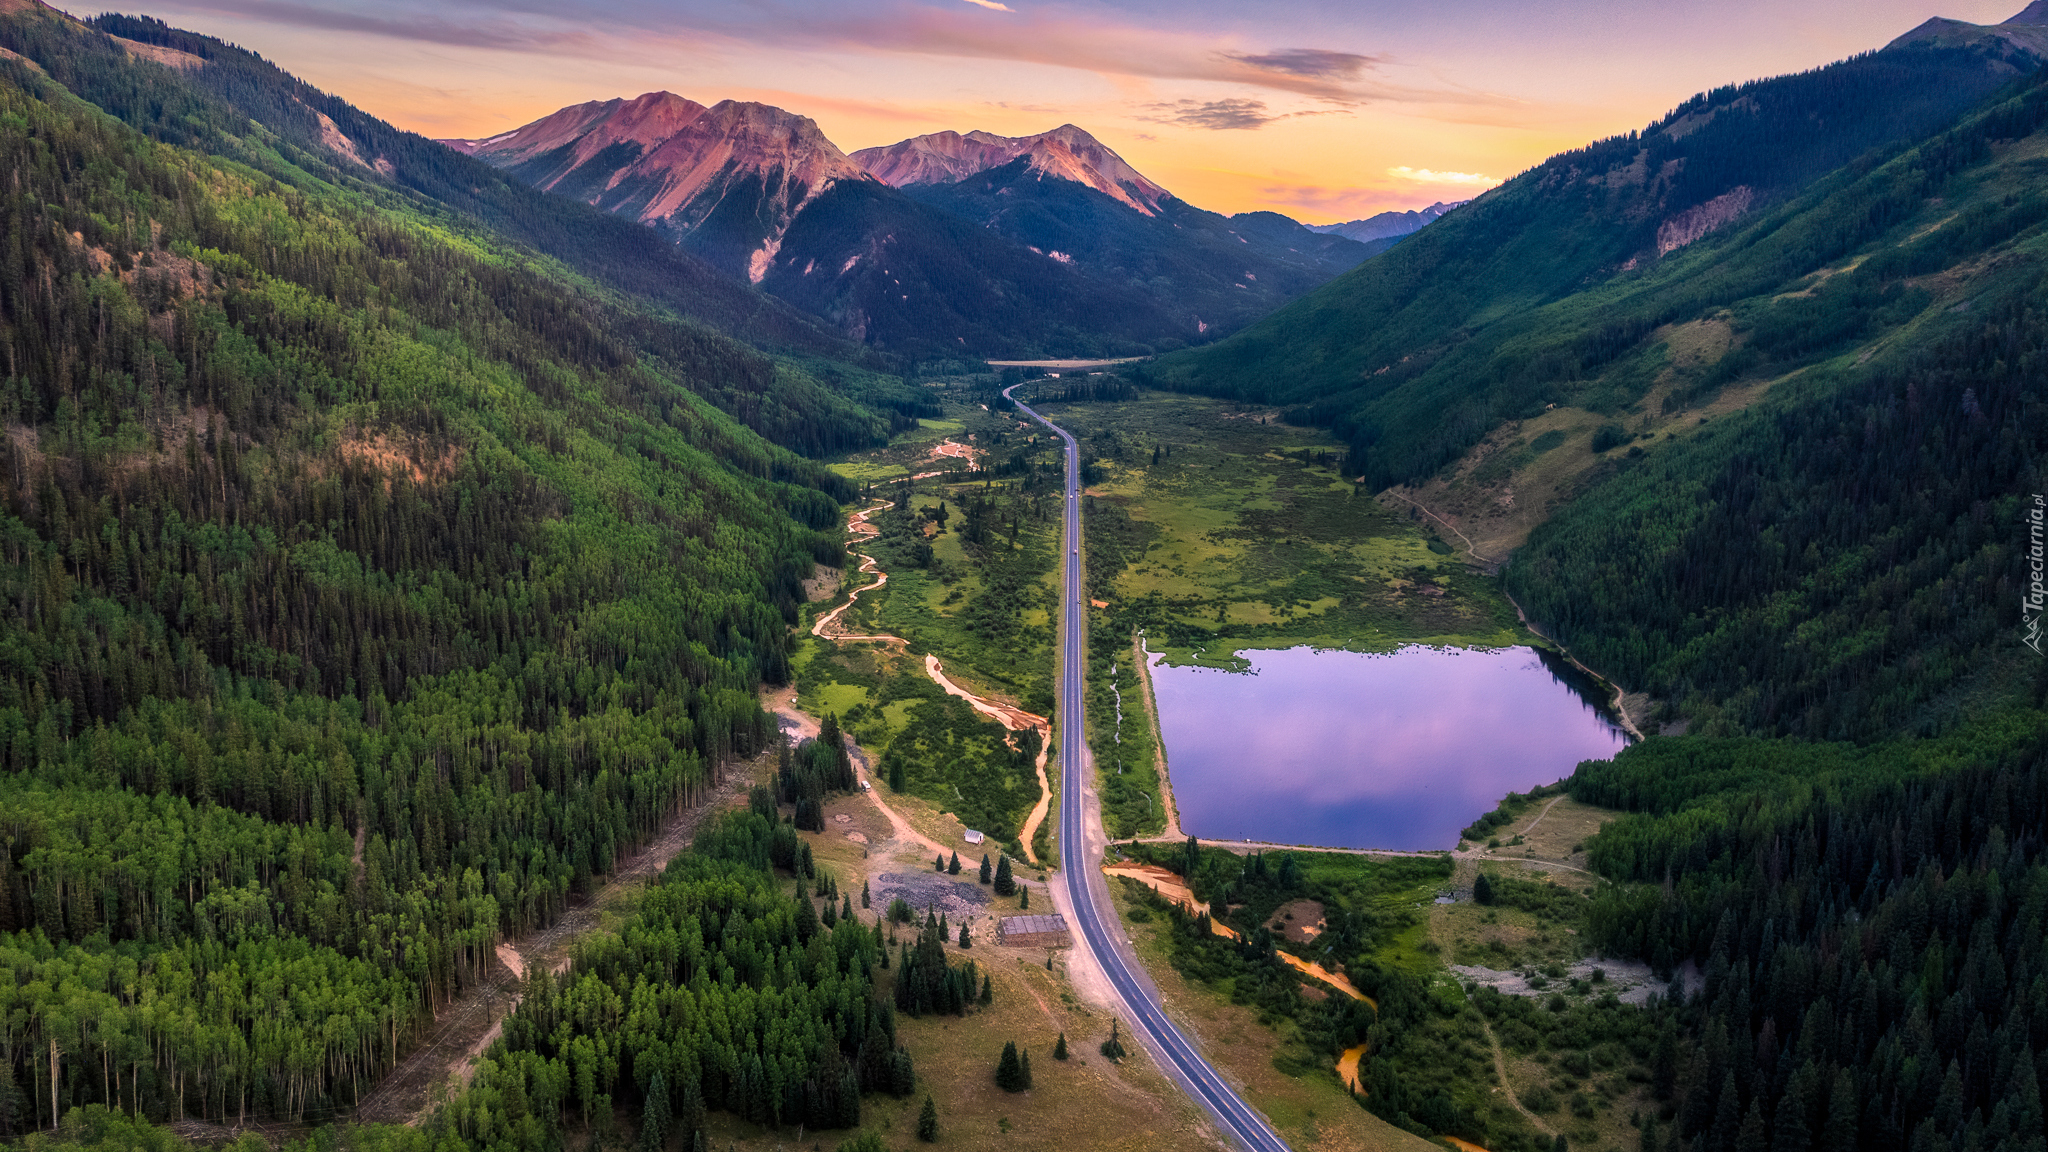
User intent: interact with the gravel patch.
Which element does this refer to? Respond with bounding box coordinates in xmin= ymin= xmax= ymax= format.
xmin=872 ymin=870 xmax=993 ymax=923
xmin=1451 ymin=957 xmax=1690 ymax=1006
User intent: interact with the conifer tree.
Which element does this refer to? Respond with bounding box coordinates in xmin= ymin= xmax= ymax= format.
xmin=996 ymin=1041 xmax=1025 ymax=1092
xmin=1772 ymin=1075 xmax=1811 ymax=1152
xmin=917 ymin=1096 xmax=939 ymax=1142
xmin=1822 ymin=1070 xmax=1858 ymax=1152
xmin=934 ymin=853 xmax=945 ymax=872
xmin=1019 ymin=884 xmax=1029 ymax=908
xmin=958 ymin=920 xmax=971 ymax=948
xmin=1054 ymin=1032 xmax=1068 ymax=1060
xmin=796 ymin=889 xmax=820 ymax=941
xmin=678 ymin=1079 xmax=705 ymax=1147
xmin=1101 ymin=1018 xmax=1127 ymax=1061
xmin=979 ymin=972 xmax=993 ymax=1005
xmin=993 ymin=854 xmax=1015 ymax=896
xmin=862 ymin=879 xmax=871 ymax=908
xmin=638 ymin=1071 xmax=670 ymax=1152
xmin=1735 ymin=1100 xmax=1767 ymax=1152
xmin=948 ymin=852 xmax=962 ymax=875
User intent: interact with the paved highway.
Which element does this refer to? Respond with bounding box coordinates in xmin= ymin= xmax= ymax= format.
xmin=1003 ymin=384 xmax=1293 ymax=1152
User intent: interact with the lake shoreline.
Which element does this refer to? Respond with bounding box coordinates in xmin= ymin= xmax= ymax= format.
xmin=1140 ymin=641 xmax=1630 ymax=853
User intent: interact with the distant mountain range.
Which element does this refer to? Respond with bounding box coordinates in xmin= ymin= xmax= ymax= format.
xmin=442 ymin=104 xmax=1418 ymax=358
xmin=1308 ymin=201 xmax=1467 ymax=248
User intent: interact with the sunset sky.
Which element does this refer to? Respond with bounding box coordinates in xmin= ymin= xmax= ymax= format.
xmin=92 ymin=0 xmax=2032 ymax=222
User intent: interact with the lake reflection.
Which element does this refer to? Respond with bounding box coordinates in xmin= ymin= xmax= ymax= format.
xmin=1148 ymin=645 xmax=1630 ymax=851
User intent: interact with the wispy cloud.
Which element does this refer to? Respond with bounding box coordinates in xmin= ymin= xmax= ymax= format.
xmin=1219 ymin=49 xmax=1377 ymax=81
xmin=1388 ymin=166 xmax=1500 ymax=186
xmin=1140 ymin=98 xmax=1279 ymax=130
xmin=169 ymin=0 xmax=607 ymax=54
xmin=1136 ymin=97 xmax=1352 ymax=131
xmin=171 ymin=0 xmax=1512 ymax=110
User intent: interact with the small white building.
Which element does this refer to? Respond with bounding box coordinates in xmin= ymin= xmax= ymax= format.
xmin=963 ymin=829 xmax=985 ymax=845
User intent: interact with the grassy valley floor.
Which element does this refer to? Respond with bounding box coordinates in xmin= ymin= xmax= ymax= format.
xmin=785 ymin=383 xmax=1664 ymax=1152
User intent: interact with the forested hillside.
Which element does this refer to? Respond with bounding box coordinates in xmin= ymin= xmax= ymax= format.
xmin=1469 ymin=52 xmax=2048 ymax=1152
xmin=1143 ymin=38 xmax=2037 ymax=490
xmin=753 ymin=178 xmax=1186 ymax=360
xmin=1503 ymin=64 xmax=2048 ymax=739
xmin=0 ymin=3 xmax=905 ymax=1128
xmin=419 ymin=806 xmax=929 ymax=1152
xmin=1568 ymin=724 xmax=2048 ymax=1152
xmin=5 ymin=8 xmax=918 ymax=455
xmin=897 ymin=163 xmax=1367 ymax=337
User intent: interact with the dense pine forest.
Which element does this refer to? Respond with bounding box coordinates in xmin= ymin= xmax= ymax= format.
xmin=0 ymin=2 xmax=921 ymax=1130
xmin=1571 ymin=725 xmax=2047 ymax=1152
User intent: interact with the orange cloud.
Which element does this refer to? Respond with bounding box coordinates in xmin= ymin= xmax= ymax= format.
xmin=1386 ymin=166 xmax=1501 ymax=187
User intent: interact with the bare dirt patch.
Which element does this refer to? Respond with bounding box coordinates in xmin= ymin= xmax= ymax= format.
xmin=112 ymin=34 xmax=204 ymax=70
xmin=338 ymin=432 xmax=461 ymax=487
xmin=1266 ymin=899 xmax=1325 ymax=945
xmin=802 ymin=562 xmax=842 ymax=602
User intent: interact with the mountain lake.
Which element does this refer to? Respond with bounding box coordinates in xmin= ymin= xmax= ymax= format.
xmin=1145 ymin=644 xmax=1631 ymax=852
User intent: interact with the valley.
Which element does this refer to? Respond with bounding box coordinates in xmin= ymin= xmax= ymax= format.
xmin=0 ymin=3 xmax=2042 ymax=1152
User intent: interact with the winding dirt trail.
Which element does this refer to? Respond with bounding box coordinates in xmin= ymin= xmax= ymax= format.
xmin=802 ymin=471 xmax=1056 ymax=865
xmin=1384 ymin=488 xmax=1495 ymax=565
xmin=352 ymin=763 xmax=754 ymax=1125
xmin=1427 ymin=859 xmax=1554 ymax=1140
xmin=1518 ymin=794 xmax=1568 ymax=837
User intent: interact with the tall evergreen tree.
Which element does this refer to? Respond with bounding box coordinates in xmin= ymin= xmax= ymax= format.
xmin=638 ymin=1071 xmax=671 ymax=1152
xmin=995 ymin=1041 xmax=1025 ymax=1092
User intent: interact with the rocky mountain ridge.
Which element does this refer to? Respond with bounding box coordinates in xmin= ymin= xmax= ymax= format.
xmin=850 ymin=124 xmax=1171 ymax=215
xmin=443 ymin=93 xmax=876 ymax=282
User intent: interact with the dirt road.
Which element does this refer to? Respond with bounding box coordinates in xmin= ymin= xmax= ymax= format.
xmin=803 ymin=489 xmax=1055 ymax=865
